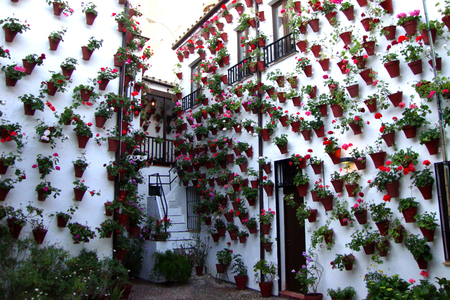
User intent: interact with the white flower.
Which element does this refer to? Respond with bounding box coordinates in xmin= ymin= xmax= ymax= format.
xmin=43 ymin=129 xmax=50 ymax=136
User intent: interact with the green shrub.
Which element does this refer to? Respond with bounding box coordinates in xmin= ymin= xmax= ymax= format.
xmin=153 ymin=250 xmax=192 ymax=283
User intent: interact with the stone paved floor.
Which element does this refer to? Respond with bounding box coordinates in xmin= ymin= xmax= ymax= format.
xmin=130 ymin=274 xmax=279 ymax=300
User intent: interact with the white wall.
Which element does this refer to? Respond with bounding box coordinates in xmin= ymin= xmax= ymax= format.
xmin=0 ymin=0 xmax=141 ymax=257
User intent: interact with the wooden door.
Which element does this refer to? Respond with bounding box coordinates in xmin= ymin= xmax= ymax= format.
xmin=283 ymin=186 xmax=306 ymax=293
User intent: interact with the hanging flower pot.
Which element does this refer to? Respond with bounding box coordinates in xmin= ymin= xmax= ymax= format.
xmin=385 ymin=181 xmax=400 ymax=198
xmin=369 ymin=151 xmax=386 ymax=168
xmin=22 ymin=59 xmax=37 ymax=75
xmin=337 ymin=60 xmax=348 ymax=74
xmin=331 ymin=179 xmax=343 ymax=193
xmin=376 ymin=240 xmax=389 ymax=256
xmin=308 ymin=18 xmax=320 ymax=32
xmin=292 ymin=97 xmax=301 ymax=107
xmin=382 ymin=25 xmax=397 ymax=40
xmin=327 ymin=148 xmax=341 ymax=165
xmin=261 ymin=223 xmax=271 ymax=235
xmin=324 ymin=230 xmax=334 ymax=245
xmin=419 ymin=227 xmax=434 ymax=242
xmin=402 ymin=125 xmax=417 ymax=138
xmin=379 ymin=0 xmax=393 ymax=13
xmin=3 ymin=27 xmax=19 ymax=43
xmin=402 ymin=20 xmax=418 ymax=35
xmin=407 ymin=60 xmax=423 ymax=75
xmin=362 ymin=41 xmax=376 ymax=56
xmin=61 ymin=66 xmax=74 ymax=79
xmin=330 ymin=104 xmax=343 ymax=118
xmin=354 ymin=158 xmax=366 ymax=170
xmin=81 ymin=46 xmax=94 ymax=60
xmin=341 ymin=6 xmax=354 ymax=21
xmin=354 ymin=211 xmax=368 ymax=225
xmin=313 ymin=125 xmax=325 ymax=138
xmin=319 ymin=195 xmax=334 ymax=211
xmin=257 ymin=61 xmax=265 ymax=71
xmin=0 ymin=188 xmax=11 ymax=201
xmin=311 ymin=162 xmax=323 ymax=175
xmin=376 ymin=220 xmax=390 ymax=236
xmin=402 ymin=207 xmax=417 ymax=223
xmin=345 ymin=184 xmax=359 ymax=197
xmin=263 ymin=184 xmax=274 ymax=196
xmin=364 ymin=99 xmax=377 ymax=113
xmin=357 ymin=0 xmax=368 ymax=6
xmin=74 ymin=188 xmax=86 ymax=201
xmin=361 ymin=18 xmax=373 ymax=31
xmin=296 ymin=40 xmax=307 ymax=53
xmin=301 ymin=129 xmax=311 ymax=141
xmin=384 ymin=60 xmax=400 ymax=78
xmin=4 ymin=75 xmax=17 ymax=87
xmin=290 ymin=121 xmax=300 ymax=132
xmin=74 ymin=164 xmax=87 ymax=178
xmin=77 ymin=135 xmax=90 ymax=148
xmin=277 ymin=143 xmax=288 ymax=154
xmin=383 ymin=131 xmax=396 ymax=146
xmin=349 ymin=122 xmax=362 ymax=135
xmin=418 ymin=184 xmax=433 ymax=200
xmin=362 ymin=242 xmax=375 ymax=255
xmin=359 ymin=68 xmax=374 ymax=85
xmin=260 ymin=129 xmax=271 ymax=141
xmin=85 ymin=12 xmax=97 ymax=25
xmin=262 ymin=242 xmax=272 ymax=252
xmin=424 ymin=138 xmax=439 ymax=155
xmin=32 ymin=228 xmax=48 ymax=244
xmin=388 ymin=91 xmax=403 ymax=107
xmin=310 ymin=44 xmax=321 ymax=57
xmin=346 ymin=84 xmax=359 ymax=98
xmin=319 ymin=58 xmax=330 ymax=71
xmin=421 ymin=28 xmax=437 ymax=45
xmin=303 ymin=65 xmax=313 ymax=77
xmin=307 ymin=209 xmax=318 ymax=222
xmin=428 ymin=57 xmax=442 ymax=71
xmin=296 ymin=183 xmax=309 ymax=197
xmin=339 ymin=31 xmax=353 ymax=45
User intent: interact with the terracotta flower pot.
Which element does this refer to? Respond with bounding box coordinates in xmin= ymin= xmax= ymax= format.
xmin=4 ymin=27 xmax=18 ymax=43
xmin=419 ymin=227 xmax=434 ymax=242
xmin=308 ymin=209 xmax=318 ymax=222
xmin=319 ymin=58 xmax=330 ymax=71
xmin=385 ymin=181 xmax=400 ymax=198
xmin=263 ymin=184 xmax=274 ymax=196
xmin=354 ymin=158 xmax=366 ymax=170
xmin=402 ymin=20 xmax=418 ymax=36
xmin=77 ymin=135 xmax=90 ymax=148
xmin=345 ymin=184 xmax=359 ymax=197
xmin=341 ymin=6 xmax=354 ymax=20
xmin=234 ymin=275 xmax=248 ymax=290
xmin=73 ymin=188 xmax=86 ymax=201
xmin=216 ymin=263 xmax=227 ymax=273
xmin=402 ymin=206 xmax=417 ymax=223
xmin=424 ymin=138 xmax=439 ymax=155
xmin=363 ymin=242 xmax=375 ymax=255
xmin=382 ymin=25 xmax=397 ymax=40
xmin=388 ymin=91 xmax=403 ymax=107
xmin=384 ymin=60 xmax=400 ymax=78
xmin=261 ymin=223 xmax=271 ymax=234
xmin=408 ymin=60 xmax=423 ymax=75
xmin=331 ymin=179 xmax=343 ymax=193
xmin=311 ymin=162 xmax=323 ymax=175
xmin=259 ymin=282 xmax=273 ymax=298
xmin=308 ymin=19 xmax=320 ymax=32
xmin=33 ymin=228 xmax=48 ymax=244
xmin=296 ymin=40 xmax=307 ymax=53
xmin=310 ymin=44 xmax=321 ymax=57
xmin=376 ymin=220 xmax=390 ymax=236
xmin=418 ymin=184 xmax=433 ymax=200
xmin=85 ymin=12 xmax=97 ymax=25
xmin=339 ymin=31 xmax=352 ymax=45
xmin=355 ymin=211 xmax=368 ymax=225
xmin=81 ymin=46 xmax=94 ymax=60
xmin=402 ymin=125 xmax=417 ymax=138
xmin=319 ymin=195 xmax=334 ymax=211
xmin=369 ymin=151 xmax=386 ymax=168
xmin=296 ymin=183 xmax=309 ymax=197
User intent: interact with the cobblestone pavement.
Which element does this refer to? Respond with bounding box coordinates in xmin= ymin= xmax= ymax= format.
xmin=130 ymin=274 xmax=279 ymax=300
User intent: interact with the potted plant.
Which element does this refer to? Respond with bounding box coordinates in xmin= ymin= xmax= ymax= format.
xmin=419 ymin=126 xmax=440 ymax=155
xmin=414 ymin=212 xmax=439 ymax=242
xmin=0 ymin=17 xmax=30 ymax=42
xmin=96 ymin=219 xmax=124 ymax=238
xmin=253 ymin=259 xmax=278 ymax=297
xmin=327 ymin=286 xmax=356 ymax=300
xmin=311 ymin=223 xmax=334 ymax=250
xmin=67 ymin=222 xmax=96 ymax=244
xmin=2 ymin=64 xmax=26 ymax=86
xmin=242 ymin=217 xmax=257 ymax=233
xmin=388 ymin=218 xmax=407 ymax=243
xmin=35 ymin=181 xmax=61 ymax=201
xmin=258 ymin=208 xmax=275 ymax=234
xmin=81 ymin=36 xmax=103 ymax=60
xmin=22 ymin=53 xmax=46 ymax=75
xmin=19 ymin=94 xmax=45 ymax=116
xmin=294 ymin=251 xmax=324 ymax=299
xmin=346 ymin=228 xmax=378 ymax=255
xmin=397 ymin=104 xmax=431 ymax=137
xmin=81 ymin=2 xmax=98 ymax=25
xmin=73 ymin=120 xmax=93 ymax=148
xmin=60 ymin=57 xmax=78 ymax=79
xmin=293 ymin=172 xmax=309 ymax=197
xmin=34 ymin=153 xmax=59 ymax=179
xmin=152 ymin=217 xmax=172 ymax=241
xmin=404 ymin=234 xmax=433 ymax=269
xmin=97 ymin=67 xmax=120 ymax=90
xmin=365 ymin=272 xmax=410 ymax=298
xmin=50 ymin=205 xmax=78 ymax=228
xmin=216 ymin=247 xmax=233 ymax=273
xmin=390 ymin=147 xmax=419 ymax=167
xmin=231 ymin=254 xmax=248 ymax=290
xmin=370 ymin=164 xmax=402 ymax=199
xmin=44 ymin=0 xmax=74 ymax=16
xmin=330 ymin=254 xmax=356 ymax=271
xmin=331 ymin=200 xmax=355 ymax=227
xmin=398 ymin=197 xmax=419 ymax=223
xmin=41 ymin=71 xmax=71 ymax=95
xmin=286 ymin=194 xmax=317 ymax=225
xmin=342 ymin=169 xmax=361 ymax=197
xmin=411 ymin=160 xmax=435 ymax=200
xmin=370 ymin=202 xmax=393 ymax=235
xmin=48 ymin=28 xmax=67 ymax=50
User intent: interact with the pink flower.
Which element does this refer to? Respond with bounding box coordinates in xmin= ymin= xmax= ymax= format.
xmin=43 ymin=187 xmax=49 ymax=192
xmin=409 ymin=279 xmax=416 ymax=284
xmin=32 ymin=164 xmax=37 ymax=168
xmin=427 ymin=91 xmax=436 ymax=98
xmin=323 ymin=75 xmax=328 ymax=79
xmin=55 ymin=166 xmax=60 ymax=170
xmin=420 ymin=271 xmax=429 ymax=277
xmin=305 ymin=111 xmax=311 ymax=116
xmin=280 ymin=9 xmax=285 ymax=13
xmin=399 ymin=102 xmax=406 ymax=108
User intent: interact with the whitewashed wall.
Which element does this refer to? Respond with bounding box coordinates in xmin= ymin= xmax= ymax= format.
xmin=0 ymin=0 xmax=141 ymax=257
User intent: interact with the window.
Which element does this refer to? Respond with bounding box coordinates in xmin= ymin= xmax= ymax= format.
xmin=190 ymin=60 xmax=201 ymax=93
xmin=272 ymin=0 xmax=289 ymax=41
xmin=237 ymin=29 xmax=249 ymax=62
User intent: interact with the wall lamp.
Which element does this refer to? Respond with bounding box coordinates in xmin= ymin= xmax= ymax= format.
xmin=340 ymin=157 xmax=354 ymax=164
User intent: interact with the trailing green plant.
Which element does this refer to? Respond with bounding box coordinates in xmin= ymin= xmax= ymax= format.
xmin=0 ymin=17 xmax=31 ymax=33
xmin=216 ymin=247 xmax=233 ymax=265
xmin=404 ymin=234 xmax=433 ymax=262
xmin=152 ymin=250 xmax=192 ymax=283
xmin=327 ymin=286 xmax=356 ymax=300
xmin=253 ymin=259 xmax=278 ymax=283
xmin=293 ymin=251 xmax=323 ymax=294
xmin=84 ymin=36 xmax=103 ymax=51
xmin=330 ymin=253 xmax=356 ymax=271
xmin=67 ymin=222 xmax=96 ymax=243
xmin=414 ymin=212 xmax=439 ymax=231
xmin=19 ymin=94 xmax=45 ymax=112
xmin=230 ymin=254 xmax=247 ymax=276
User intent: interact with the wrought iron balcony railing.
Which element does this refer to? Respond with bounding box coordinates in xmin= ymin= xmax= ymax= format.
xmin=139 ymin=136 xmax=175 ymax=166
xmin=181 ymin=88 xmax=201 ymax=111
xmin=227 ymin=58 xmax=254 ymax=86
xmin=264 ymin=32 xmax=297 ymax=66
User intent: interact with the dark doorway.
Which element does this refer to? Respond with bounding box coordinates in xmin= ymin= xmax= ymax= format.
xmin=283 ymin=186 xmax=306 ymax=293
xmin=274 ymin=159 xmax=306 ymax=293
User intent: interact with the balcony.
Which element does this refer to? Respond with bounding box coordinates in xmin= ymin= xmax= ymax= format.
xmin=181 ymin=88 xmax=201 ymax=111
xmin=264 ymin=33 xmax=297 ymax=66
xmin=139 ymin=136 xmax=175 ymax=166
xmin=227 ymin=58 xmax=254 ymax=86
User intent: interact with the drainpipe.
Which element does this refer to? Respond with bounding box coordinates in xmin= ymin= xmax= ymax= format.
xmin=113 ymin=1 xmax=129 ymax=259
xmin=422 ymin=0 xmax=450 ymax=241
xmin=255 ymin=0 xmax=266 ymax=283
